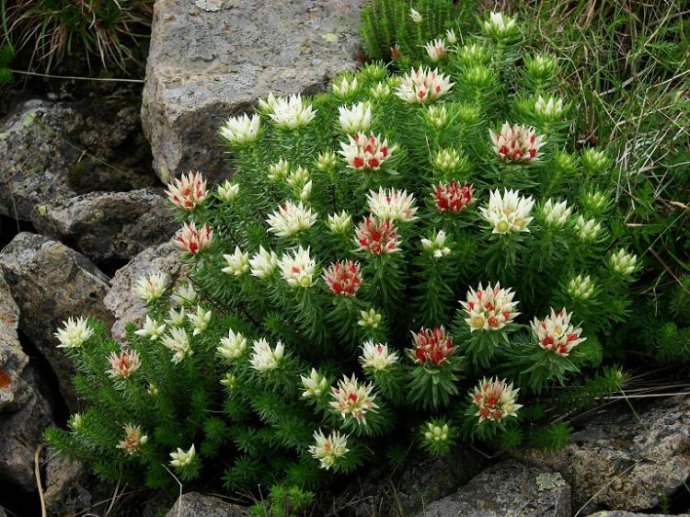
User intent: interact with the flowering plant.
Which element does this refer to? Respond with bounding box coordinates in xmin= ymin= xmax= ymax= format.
xmin=47 ymin=11 xmax=637 ymax=496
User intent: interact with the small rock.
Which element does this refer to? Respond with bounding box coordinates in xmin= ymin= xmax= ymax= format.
xmin=35 ymin=188 xmax=176 ymax=263
xmin=515 ymin=396 xmax=690 ymax=513
xmin=331 ymin=444 xmax=489 ymax=516
xmin=0 ymin=97 xmax=167 ymax=262
xmin=141 ymin=0 xmax=367 ymax=183
xmin=417 ymin=459 xmax=571 ymax=517
xmin=165 ymin=492 xmax=249 ymax=517
xmin=43 ymin=450 xmax=94 ymax=517
xmin=0 ymin=365 xmax=54 ymax=491
xmin=104 ymin=241 xmax=189 ymax=343
xmin=586 ymin=513 xmax=690 ymax=517
xmin=0 ymin=233 xmax=112 ymax=409
xmin=0 ymin=271 xmax=29 ymax=412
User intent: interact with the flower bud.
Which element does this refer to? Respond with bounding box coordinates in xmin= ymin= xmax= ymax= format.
xmin=525 ymin=53 xmax=558 ymax=82
xmin=332 ymin=76 xmax=359 ymax=98
xmin=541 ymin=199 xmax=571 ymax=229
xmin=582 ymin=148 xmax=612 ymax=174
xmin=534 ymin=95 xmax=565 ymax=120
xmin=420 ymin=230 xmax=451 ymax=259
xmin=482 ymin=11 xmax=518 ymax=39
xmin=268 ymin=158 xmax=290 ymax=181
xmin=432 ymin=148 xmax=462 ymax=173
xmin=358 ymin=308 xmax=383 ymax=329
xmin=217 ymin=180 xmax=239 ymax=202
xmin=326 ymin=211 xmax=352 ymax=234
xmin=609 ymin=248 xmax=638 ymax=277
xmin=464 ymin=65 xmax=493 ymax=88
xmin=581 ymin=190 xmax=610 ymax=214
xmin=315 ymin=151 xmax=337 ymax=172
xmin=301 ymin=368 xmax=330 ymax=398
xmin=552 ymin=150 xmax=578 ymax=173
xmin=456 ymin=44 xmax=489 ymax=67
xmin=574 ymin=215 xmax=603 ymax=242
xmin=425 ymin=104 xmax=450 ymax=128
xmin=409 ymin=8 xmax=422 ymax=23
xmin=567 ymin=274 xmax=595 ymax=300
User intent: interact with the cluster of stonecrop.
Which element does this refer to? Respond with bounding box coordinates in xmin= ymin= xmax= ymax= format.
xmin=47 ymin=11 xmax=639 ymax=491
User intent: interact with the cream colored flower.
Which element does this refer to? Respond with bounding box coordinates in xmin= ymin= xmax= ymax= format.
xmin=220 ymin=114 xmax=261 ymax=144
xmin=55 ymin=317 xmax=93 ymax=349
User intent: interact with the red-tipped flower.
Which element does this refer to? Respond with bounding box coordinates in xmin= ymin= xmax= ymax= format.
xmin=530 ymin=308 xmax=585 ymax=357
xmin=339 ymin=133 xmax=393 ymax=171
xmin=166 ymin=171 xmax=207 ymax=211
xmin=174 ymin=222 xmax=213 ymax=255
xmin=433 ymin=181 xmax=474 ymax=213
xmin=355 ymin=217 xmax=400 ymax=255
xmin=323 ymin=260 xmax=362 ymax=297
xmin=490 ymin=123 xmax=544 ymax=163
xmin=470 ymin=377 xmax=522 ymax=423
xmin=411 ymin=326 xmax=454 ymax=366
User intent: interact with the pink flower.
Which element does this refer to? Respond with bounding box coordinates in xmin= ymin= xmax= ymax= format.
xmin=355 ymin=217 xmax=400 ymax=255
xmin=174 ymin=222 xmax=213 ymax=255
xmin=166 ymin=171 xmax=207 ymax=211
xmin=433 ymin=182 xmax=474 ymax=213
xmin=339 ymin=133 xmax=393 ymax=171
xmin=461 ymin=282 xmax=519 ymax=332
xmin=490 ymin=123 xmax=544 ymax=162
xmin=323 ymin=260 xmax=362 ymax=297
xmin=470 ymin=377 xmax=522 ymax=423
xmin=530 ymin=308 xmax=585 ymax=357
xmin=107 ymin=349 xmax=141 ymax=379
xmin=117 ymin=424 xmax=148 ymax=455
xmin=411 ymin=326 xmax=454 ymax=366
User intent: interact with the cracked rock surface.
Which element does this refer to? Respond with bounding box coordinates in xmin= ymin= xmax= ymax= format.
xmin=142 ymin=0 xmax=366 ymax=183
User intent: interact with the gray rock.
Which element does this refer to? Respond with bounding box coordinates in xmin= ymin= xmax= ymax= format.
xmin=0 ymin=271 xmax=29 ymax=412
xmin=43 ymin=450 xmax=94 ymax=517
xmin=0 ymin=365 xmax=54 ymax=491
xmin=165 ymin=492 xmax=249 ymax=517
xmin=0 ymin=233 xmax=112 ymax=409
xmin=141 ymin=0 xmax=366 ymax=183
xmin=0 ymin=505 xmax=6 ymax=517
xmin=331 ymin=444 xmax=489 ymax=516
xmin=0 ymin=97 xmax=170 ymax=262
xmin=586 ymin=513 xmax=690 ymax=517
xmin=515 ymin=396 xmax=690 ymax=513
xmin=104 ymin=241 xmax=189 ymax=343
xmin=35 ymin=188 xmax=176 ymax=263
xmin=417 ymin=459 xmax=571 ymax=517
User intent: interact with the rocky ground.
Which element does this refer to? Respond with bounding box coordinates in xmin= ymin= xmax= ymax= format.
xmin=0 ymin=0 xmax=688 ymax=516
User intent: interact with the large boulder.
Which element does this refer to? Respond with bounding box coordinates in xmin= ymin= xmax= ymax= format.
xmin=104 ymin=241 xmax=189 ymax=343
xmin=417 ymin=459 xmax=571 ymax=517
xmin=0 ymin=271 xmax=29 ymax=412
xmin=0 ymin=233 xmax=112 ymax=409
xmin=0 ymin=97 xmax=173 ymax=262
xmin=515 ymin=395 xmax=690 ymax=513
xmin=141 ymin=0 xmax=366 ymax=183
xmin=0 ymin=365 xmax=54 ymax=491
xmin=331 ymin=444 xmax=489 ymax=516
xmin=165 ymin=492 xmax=249 ymax=517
